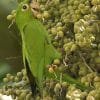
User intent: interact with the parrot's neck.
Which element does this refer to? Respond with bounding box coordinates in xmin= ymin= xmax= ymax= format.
xmin=16 ymin=15 xmax=33 ymax=31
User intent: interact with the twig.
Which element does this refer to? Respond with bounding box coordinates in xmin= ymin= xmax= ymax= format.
xmin=79 ymin=52 xmax=94 ymax=73
xmin=0 ymin=56 xmax=22 ymax=61
xmin=60 ymin=73 xmax=62 ymax=84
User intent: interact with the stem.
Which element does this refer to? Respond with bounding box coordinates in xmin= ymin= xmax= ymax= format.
xmin=79 ymin=52 xmax=94 ymax=73
xmin=60 ymin=73 xmax=62 ymax=84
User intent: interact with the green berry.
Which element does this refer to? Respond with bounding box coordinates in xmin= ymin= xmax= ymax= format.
xmin=14 ymin=77 xmax=19 ymax=82
xmin=17 ymin=72 xmax=23 ymax=77
xmin=7 ymin=15 xmax=13 ymax=20
xmin=3 ymin=78 xmax=9 ymax=83
xmin=57 ymin=31 xmax=64 ymax=38
xmin=54 ymin=83 xmax=61 ymax=94
xmin=43 ymin=11 xmax=50 ymax=19
xmin=53 ymin=59 xmax=60 ymax=65
xmin=94 ymin=56 xmax=100 ymax=63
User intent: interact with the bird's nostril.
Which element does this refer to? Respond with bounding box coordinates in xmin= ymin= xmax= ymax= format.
xmin=32 ymin=8 xmax=39 ymax=12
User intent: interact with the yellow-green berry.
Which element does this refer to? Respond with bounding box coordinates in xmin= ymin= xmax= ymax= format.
xmin=7 ymin=15 xmax=13 ymax=20
xmin=53 ymin=59 xmax=60 ymax=65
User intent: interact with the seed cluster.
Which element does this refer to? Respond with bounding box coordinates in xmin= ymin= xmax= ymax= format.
xmin=3 ymin=0 xmax=100 ymax=99
xmin=0 ymin=69 xmax=33 ymax=100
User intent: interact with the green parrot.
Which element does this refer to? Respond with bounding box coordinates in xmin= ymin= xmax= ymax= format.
xmin=15 ymin=0 xmax=61 ymax=95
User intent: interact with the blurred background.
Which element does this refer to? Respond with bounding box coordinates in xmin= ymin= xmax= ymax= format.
xmin=0 ymin=0 xmax=23 ymax=74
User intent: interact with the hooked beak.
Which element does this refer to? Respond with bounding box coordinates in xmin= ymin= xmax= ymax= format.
xmin=30 ymin=0 xmax=40 ymax=17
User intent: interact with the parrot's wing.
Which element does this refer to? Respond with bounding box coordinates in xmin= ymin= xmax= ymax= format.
xmin=22 ymin=19 xmax=61 ymax=94
xmin=22 ymin=20 xmax=46 ymax=94
xmin=23 ymin=20 xmax=45 ymax=77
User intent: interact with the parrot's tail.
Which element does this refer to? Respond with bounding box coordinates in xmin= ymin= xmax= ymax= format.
xmin=25 ymin=59 xmax=39 ymax=95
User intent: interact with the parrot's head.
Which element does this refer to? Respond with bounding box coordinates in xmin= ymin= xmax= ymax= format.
xmin=15 ymin=0 xmax=33 ymax=29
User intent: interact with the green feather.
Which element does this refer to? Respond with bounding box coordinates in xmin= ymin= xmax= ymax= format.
xmin=15 ymin=0 xmax=60 ymax=94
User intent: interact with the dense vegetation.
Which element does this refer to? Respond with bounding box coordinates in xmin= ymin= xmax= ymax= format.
xmin=0 ymin=0 xmax=100 ymax=100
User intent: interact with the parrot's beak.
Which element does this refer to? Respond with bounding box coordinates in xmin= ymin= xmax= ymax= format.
xmin=30 ymin=0 xmax=40 ymax=17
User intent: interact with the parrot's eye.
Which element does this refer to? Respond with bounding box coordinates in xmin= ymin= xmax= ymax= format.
xmin=22 ymin=4 xmax=29 ymax=11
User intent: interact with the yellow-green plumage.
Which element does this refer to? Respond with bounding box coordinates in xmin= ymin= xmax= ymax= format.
xmin=15 ymin=0 xmax=60 ymax=94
